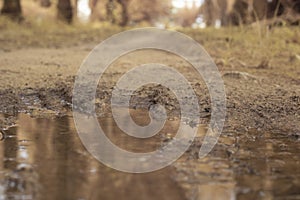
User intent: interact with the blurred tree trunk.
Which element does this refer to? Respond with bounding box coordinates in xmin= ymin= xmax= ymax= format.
xmin=106 ymin=0 xmax=116 ymax=24
xmin=1 ymin=0 xmax=22 ymax=20
xmin=252 ymin=0 xmax=268 ymax=20
xmin=73 ymin=0 xmax=77 ymax=17
xmin=116 ymin=0 xmax=129 ymax=26
xmin=89 ymin=0 xmax=99 ymax=21
xmin=40 ymin=0 xmax=51 ymax=8
xmin=57 ymin=0 xmax=73 ymax=23
xmin=203 ymin=0 xmax=214 ymax=26
xmin=219 ymin=0 xmax=229 ymax=26
xmin=201 ymin=0 xmax=226 ymax=26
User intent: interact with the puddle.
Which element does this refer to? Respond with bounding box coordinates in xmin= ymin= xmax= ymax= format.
xmin=0 ymin=111 xmax=300 ymax=200
xmin=175 ymin=130 xmax=300 ymax=200
xmin=233 ymin=131 xmax=300 ymax=199
xmin=0 ymin=111 xmax=190 ymax=200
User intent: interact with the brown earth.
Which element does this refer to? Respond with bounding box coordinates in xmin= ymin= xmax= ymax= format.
xmin=0 ymin=19 xmax=300 ymax=199
xmin=0 ymin=21 xmax=299 ymax=134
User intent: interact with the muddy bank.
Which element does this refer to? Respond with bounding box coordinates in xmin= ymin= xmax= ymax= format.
xmin=0 ymin=46 xmax=299 ymax=134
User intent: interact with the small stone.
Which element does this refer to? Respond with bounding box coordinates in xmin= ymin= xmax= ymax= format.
xmin=0 ymin=131 xmax=5 ymax=141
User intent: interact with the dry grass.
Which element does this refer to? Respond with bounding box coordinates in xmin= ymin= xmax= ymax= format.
xmin=0 ymin=17 xmax=299 ymax=80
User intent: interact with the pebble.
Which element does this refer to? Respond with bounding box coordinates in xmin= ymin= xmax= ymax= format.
xmin=0 ymin=131 xmax=5 ymax=141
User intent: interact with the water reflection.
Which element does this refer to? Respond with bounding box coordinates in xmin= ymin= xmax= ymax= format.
xmin=234 ymin=131 xmax=300 ymax=199
xmin=175 ymin=129 xmax=300 ymax=200
xmin=0 ymin=112 xmax=187 ymax=200
xmin=1 ymin=112 xmax=299 ymax=200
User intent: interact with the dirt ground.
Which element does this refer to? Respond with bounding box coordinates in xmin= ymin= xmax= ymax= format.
xmin=0 ymin=19 xmax=300 ymax=199
xmin=0 ymin=21 xmax=299 ymax=132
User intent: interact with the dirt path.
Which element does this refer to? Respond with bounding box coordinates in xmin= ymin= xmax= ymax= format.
xmin=0 ymin=25 xmax=300 ymax=199
xmin=0 ymin=44 xmax=299 ymax=133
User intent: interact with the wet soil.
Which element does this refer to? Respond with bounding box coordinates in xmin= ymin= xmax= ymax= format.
xmin=0 ymin=24 xmax=299 ymax=199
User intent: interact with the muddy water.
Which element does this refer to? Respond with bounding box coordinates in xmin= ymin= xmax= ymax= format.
xmin=0 ymin=111 xmax=188 ymax=200
xmin=0 ymin=112 xmax=300 ymax=200
xmin=234 ymin=131 xmax=300 ymax=199
xmin=175 ymin=130 xmax=300 ymax=200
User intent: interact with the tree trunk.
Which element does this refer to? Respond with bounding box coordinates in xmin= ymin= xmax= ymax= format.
xmin=40 ymin=0 xmax=51 ymax=8
xmin=73 ymin=0 xmax=77 ymax=17
xmin=106 ymin=0 xmax=116 ymax=24
xmin=228 ymin=0 xmax=249 ymax=25
xmin=57 ymin=0 xmax=73 ymax=23
xmin=252 ymin=0 xmax=268 ymax=20
xmin=203 ymin=0 xmax=214 ymax=26
xmin=89 ymin=0 xmax=99 ymax=21
xmin=117 ymin=0 xmax=129 ymax=26
xmin=1 ymin=0 xmax=22 ymax=20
